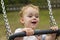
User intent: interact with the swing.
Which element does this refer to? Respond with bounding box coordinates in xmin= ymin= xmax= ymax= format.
xmin=1 ymin=0 xmax=60 ymax=40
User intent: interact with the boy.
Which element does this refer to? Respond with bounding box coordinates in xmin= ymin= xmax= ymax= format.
xmin=14 ymin=4 xmax=58 ymax=40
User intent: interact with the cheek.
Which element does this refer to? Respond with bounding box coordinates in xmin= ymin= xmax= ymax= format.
xmin=24 ymin=17 xmax=30 ymax=23
xmin=24 ymin=18 xmax=31 ymax=27
xmin=37 ymin=18 xmax=39 ymax=22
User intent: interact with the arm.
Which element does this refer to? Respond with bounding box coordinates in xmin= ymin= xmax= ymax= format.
xmin=45 ymin=34 xmax=56 ymax=40
xmin=45 ymin=26 xmax=58 ymax=40
xmin=14 ymin=28 xmax=23 ymax=40
xmin=14 ymin=28 xmax=34 ymax=40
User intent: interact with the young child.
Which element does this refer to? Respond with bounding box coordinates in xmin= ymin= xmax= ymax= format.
xmin=14 ymin=4 xmax=58 ymax=40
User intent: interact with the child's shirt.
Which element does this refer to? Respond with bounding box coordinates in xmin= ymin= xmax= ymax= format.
xmin=14 ymin=28 xmax=46 ymax=40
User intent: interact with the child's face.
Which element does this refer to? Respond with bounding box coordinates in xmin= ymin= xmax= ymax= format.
xmin=20 ymin=7 xmax=39 ymax=29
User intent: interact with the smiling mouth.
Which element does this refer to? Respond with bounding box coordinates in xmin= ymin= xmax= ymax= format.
xmin=31 ymin=22 xmax=37 ymax=24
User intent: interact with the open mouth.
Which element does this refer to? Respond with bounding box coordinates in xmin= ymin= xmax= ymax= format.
xmin=31 ymin=22 xmax=37 ymax=24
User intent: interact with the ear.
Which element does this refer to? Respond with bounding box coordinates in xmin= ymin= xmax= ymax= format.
xmin=20 ymin=17 xmax=24 ymax=24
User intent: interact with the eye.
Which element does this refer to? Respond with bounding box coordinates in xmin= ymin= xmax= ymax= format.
xmin=35 ymin=15 xmax=39 ymax=18
xmin=28 ymin=15 xmax=32 ymax=18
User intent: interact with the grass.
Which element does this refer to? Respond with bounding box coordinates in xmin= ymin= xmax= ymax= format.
xmin=0 ymin=8 xmax=60 ymax=40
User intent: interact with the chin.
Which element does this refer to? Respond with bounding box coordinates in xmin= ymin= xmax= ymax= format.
xmin=31 ymin=26 xmax=36 ymax=29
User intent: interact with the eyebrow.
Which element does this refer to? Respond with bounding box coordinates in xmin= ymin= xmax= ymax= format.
xmin=29 ymin=12 xmax=39 ymax=15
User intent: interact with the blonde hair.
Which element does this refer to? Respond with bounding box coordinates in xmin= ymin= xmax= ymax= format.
xmin=19 ymin=4 xmax=39 ymax=17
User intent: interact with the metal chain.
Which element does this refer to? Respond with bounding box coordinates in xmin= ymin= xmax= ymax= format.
xmin=47 ymin=0 xmax=57 ymax=27
xmin=47 ymin=0 xmax=58 ymax=40
xmin=1 ymin=0 xmax=12 ymax=39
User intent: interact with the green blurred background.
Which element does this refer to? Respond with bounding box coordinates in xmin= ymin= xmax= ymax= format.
xmin=0 ymin=0 xmax=60 ymax=40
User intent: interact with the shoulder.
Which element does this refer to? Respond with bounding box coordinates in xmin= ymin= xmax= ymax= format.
xmin=14 ymin=28 xmax=23 ymax=33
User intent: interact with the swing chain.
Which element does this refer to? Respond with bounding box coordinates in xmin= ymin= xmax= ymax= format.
xmin=1 ymin=0 xmax=12 ymax=39
xmin=47 ymin=0 xmax=58 ymax=40
xmin=47 ymin=0 xmax=57 ymax=27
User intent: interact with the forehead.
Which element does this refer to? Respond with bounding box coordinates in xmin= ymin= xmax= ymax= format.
xmin=23 ymin=7 xmax=39 ymax=15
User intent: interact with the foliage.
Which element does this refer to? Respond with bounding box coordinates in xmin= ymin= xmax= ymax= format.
xmin=0 ymin=0 xmax=60 ymax=13
xmin=0 ymin=0 xmax=2 ymax=13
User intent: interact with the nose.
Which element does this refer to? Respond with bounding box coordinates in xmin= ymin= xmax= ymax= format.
xmin=32 ymin=16 xmax=36 ymax=20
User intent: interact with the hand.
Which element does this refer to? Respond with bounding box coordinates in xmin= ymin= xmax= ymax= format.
xmin=50 ymin=26 xmax=58 ymax=31
xmin=22 ymin=28 xmax=34 ymax=36
xmin=50 ymin=26 xmax=58 ymax=36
